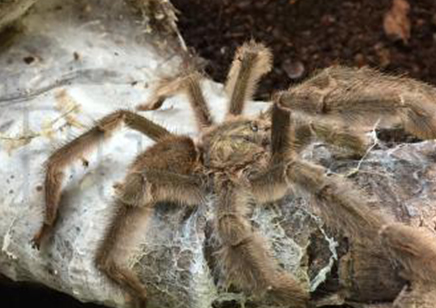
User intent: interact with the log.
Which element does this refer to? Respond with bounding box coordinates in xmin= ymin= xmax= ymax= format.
xmin=0 ymin=0 xmax=37 ymax=32
xmin=1 ymin=0 xmax=435 ymax=307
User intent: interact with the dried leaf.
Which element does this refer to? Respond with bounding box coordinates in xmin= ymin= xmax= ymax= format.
xmin=0 ymin=89 xmax=86 ymax=155
xmin=55 ymin=89 xmax=85 ymax=129
xmin=383 ymin=0 xmax=411 ymax=44
xmin=41 ymin=119 xmax=55 ymax=140
xmin=0 ymin=132 xmax=36 ymax=155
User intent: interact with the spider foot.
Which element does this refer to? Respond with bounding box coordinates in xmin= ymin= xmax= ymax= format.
xmin=125 ymin=292 xmax=148 ymax=308
xmin=136 ymin=101 xmax=162 ymax=111
xmin=266 ymin=273 xmax=310 ymax=308
xmin=31 ymin=223 xmax=51 ymax=250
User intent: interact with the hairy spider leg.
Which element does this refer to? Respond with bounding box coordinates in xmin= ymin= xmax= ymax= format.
xmin=263 ymin=100 xmax=369 ymax=156
xmin=95 ymin=135 xmax=204 ymax=307
xmin=214 ymin=179 xmax=309 ymax=307
xmin=137 ymin=72 xmax=214 ymax=130
xmin=249 ymin=103 xmax=295 ymax=203
xmin=33 ymin=110 xmax=171 ymax=248
xmin=285 ymin=141 xmax=436 ymax=304
xmin=380 ymin=223 xmax=436 ymax=284
xmin=280 ymin=66 xmax=436 ymax=140
xmin=253 ymin=100 xmax=386 ymax=240
xmin=380 ymin=223 xmax=436 ymax=306
xmin=253 ymin=99 xmax=436 ymax=305
xmin=95 ymin=203 xmax=151 ymax=307
xmin=225 ymin=41 xmax=272 ymax=117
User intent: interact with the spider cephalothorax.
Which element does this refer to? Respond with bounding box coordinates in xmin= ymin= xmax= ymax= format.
xmin=32 ymin=41 xmax=436 ymax=308
xmin=201 ymin=117 xmax=271 ymax=172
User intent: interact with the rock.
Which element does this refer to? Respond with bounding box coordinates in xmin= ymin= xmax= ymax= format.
xmin=282 ymin=59 xmax=305 ymax=80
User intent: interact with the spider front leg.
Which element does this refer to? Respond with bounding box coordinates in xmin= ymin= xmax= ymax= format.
xmin=215 ymin=178 xmax=309 ymax=307
xmin=136 ymin=72 xmax=214 ymax=130
xmin=33 ymin=110 xmax=171 ymax=248
xmin=95 ymin=135 xmax=205 ymax=307
xmin=225 ymin=41 xmax=272 ymax=117
xmin=250 ymin=102 xmax=368 ymax=203
xmin=250 ymin=102 xmax=296 ymax=203
xmin=251 ymin=101 xmax=384 ymax=239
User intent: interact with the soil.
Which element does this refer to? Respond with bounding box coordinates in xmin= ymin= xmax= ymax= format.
xmin=172 ymin=0 xmax=436 ymax=100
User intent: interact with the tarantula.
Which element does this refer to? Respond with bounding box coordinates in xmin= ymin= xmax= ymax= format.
xmin=32 ymin=41 xmax=436 ymax=307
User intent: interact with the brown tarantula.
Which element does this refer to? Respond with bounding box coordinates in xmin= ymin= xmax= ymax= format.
xmin=32 ymin=41 xmax=436 ymax=307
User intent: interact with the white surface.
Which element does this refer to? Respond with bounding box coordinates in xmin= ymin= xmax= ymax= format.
xmin=0 ymin=1 xmax=275 ymax=306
